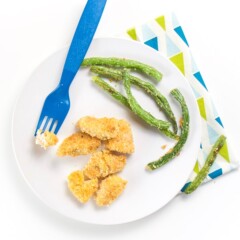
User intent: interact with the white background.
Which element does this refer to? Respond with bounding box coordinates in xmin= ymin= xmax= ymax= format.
xmin=1 ymin=0 xmax=240 ymax=239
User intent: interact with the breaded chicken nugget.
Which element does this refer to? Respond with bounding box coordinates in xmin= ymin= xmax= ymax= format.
xmin=83 ymin=150 xmax=126 ymax=179
xmin=83 ymin=151 xmax=109 ymax=179
xmin=105 ymin=120 xmax=134 ymax=154
xmin=102 ymin=150 xmax=126 ymax=175
xmin=35 ymin=130 xmax=58 ymax=149
xmin=95 ymin=175 xmax=127 ymax=206
xmin=68 ymin=171 xmax=98 ymax=203
xmin=57 ymin=132 xmax=101 ymax=157
xmin=77 ymin=116 xmax=119 ymax=140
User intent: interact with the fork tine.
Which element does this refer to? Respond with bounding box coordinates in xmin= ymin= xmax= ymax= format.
xmin=34 ymin=114 xmax=46 ymax=136
xmin=48 ymin=119 xmax=56 ymax=132
xmin=54 ymin=120 xmax=63 ymax=135
xmin=42 ymin=117 xmax=50 ymax=132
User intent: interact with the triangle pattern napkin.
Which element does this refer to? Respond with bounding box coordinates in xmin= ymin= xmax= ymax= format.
xmin=124 ymin=13 xmax=238 ymax=191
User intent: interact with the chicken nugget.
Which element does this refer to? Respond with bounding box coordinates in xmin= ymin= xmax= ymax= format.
xmin=105 ymin=120 xmax=134 ymax=154
xmin=102 ymin=150 xmax=126 ymax=174
xmin=35 ymin=130 xmax=58 ymax=149
xmin=83 ymin=151 xmax=109 ymax=179
xmin=77 ymin=116 xmax=119 ymax=140
xmin=95 ymin=175 xmax=127 ymax=206
xmin=57 ymin=132 xmax=101 ymax=157
xmin=68 ymin=170 xmax=98 ymax=203
xmin=83 ymin=150 xmax=126 ymax=179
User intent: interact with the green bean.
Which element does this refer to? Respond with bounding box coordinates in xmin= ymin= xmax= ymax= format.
xmin=146 ymin=89 xmax=190 ymax=170
xmin=82 ymin=57 xmax=162 ymax=82
xmin=90 ymin=66 xmax=177 ymax=133
xmin=184 ymin=135 xmax=226 ymax=194
xmin=122 ymin=70 xmax=178 ymax=139
xmin=93 ymin=76 xmax=178 ymax=140
xmin=92 ymin=76 xmax=130 ymax=108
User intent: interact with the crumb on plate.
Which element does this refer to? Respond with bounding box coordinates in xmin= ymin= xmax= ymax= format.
xmin=161 ymin=144 xmax=167 ymax=150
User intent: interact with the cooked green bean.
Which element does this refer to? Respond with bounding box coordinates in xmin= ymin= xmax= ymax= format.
xmin=122 ymin=70 xmax=178 ymax=139
xmin=93 ymin=76 xmax=178 ymax=140
xmin=92 ymin=76 xmax=130 ymax=108
xmin=90 ymin=66 xmax=177 ymax=133
xmin=82 ymin=57 xmax=162 ymax=82
xmin=146 ymin=89 xmax=190 ymax=170
xmin=184 ymin=135 xmax=226 ymax=194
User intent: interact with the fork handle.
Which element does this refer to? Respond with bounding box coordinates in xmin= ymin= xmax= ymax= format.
xmin=59 ymin=0 xmax=107 ymax=88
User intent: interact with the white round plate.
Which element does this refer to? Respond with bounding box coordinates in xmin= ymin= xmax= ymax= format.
xmin=12 ymin=38 xmax=201 ymax=225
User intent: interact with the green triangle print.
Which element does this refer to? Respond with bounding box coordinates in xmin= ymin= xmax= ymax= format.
xmin=127 ymin=28 xmax=137 ymax=40
xmin=170 ymin=52 xmax=185 ymax=75
xmin=193 ymin=161 xmax=199 ymax=173
xmin=155 ymin=16 xmax=166 ymax=30
xmin=197 ymin=97 xmax=207 ymax=120
xmin=219 ymin=141 xmax=230 ymax=163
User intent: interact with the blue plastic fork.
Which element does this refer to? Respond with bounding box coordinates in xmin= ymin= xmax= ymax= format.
xmin=34 ymin=0 xmax=107 ymax=135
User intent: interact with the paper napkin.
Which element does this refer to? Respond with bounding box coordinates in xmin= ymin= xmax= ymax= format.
xmin=123 ymin=13 xmax=238 ymax=191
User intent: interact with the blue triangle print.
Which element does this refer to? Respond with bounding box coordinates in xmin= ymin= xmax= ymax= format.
xmin=181 ymin=182 xmax=191 ymax=192
xmin=194 ymin=72 xmax=208 ymax=90
xmin=215 ymin=117 xmax=224 ymax=128
xmin=191 ymin=53 xmax=199 ymax=74
xmin=144 ymin=37 xmax=159 ymax=51
xmin=166 ymin=35 xmax=180 ymax=57
xmin=207 ymin=124 xmax=219 ymax=144
xmin=208 ymin=169 xmax=223 ymax=179
xmin=172 ymin=13 xmax=180 ymax=28
xmin=141 ymin=24 xmax=156 ymax=41
xmin=174 ymin=26 xmax=189 ymax=46
xmin=191 ymin=86 xmax=201 ymax=98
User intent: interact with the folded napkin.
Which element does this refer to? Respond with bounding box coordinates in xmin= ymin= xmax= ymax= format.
xmin=123 ymin=13 xmax=238 ymax=191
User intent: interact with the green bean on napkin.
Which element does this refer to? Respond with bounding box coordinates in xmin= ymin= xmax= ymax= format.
xmin=184 ymin=135 xmax=226 ymax=194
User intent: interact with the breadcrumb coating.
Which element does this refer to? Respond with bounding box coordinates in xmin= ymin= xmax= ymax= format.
xmin=68 ymin=171 xmax=98 ymax=203
xmin=95 ymin=175 xmax=127 ymax=206
xmin=57 ymin=132 xmax=101 ymax=157
xmin=83 ymin=150 xmax=126 ymax=179
xmin=103 ymin=150 xmax=126 ymax=175
xmin=77 ymin=116 xmax=120 ymax=140
xmin=83 ymin=151 xmax=109 ymax=179
xmin=35 ymin=130 xmax=58 ymax=149
xmin=105 ymin=120 xmax=134 ymax=154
